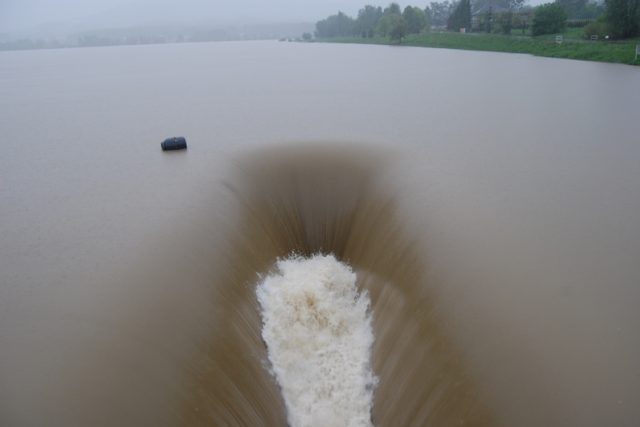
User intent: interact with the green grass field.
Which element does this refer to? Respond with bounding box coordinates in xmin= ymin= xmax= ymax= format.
xmin=323 ymin=29 xmax=640 ymax=65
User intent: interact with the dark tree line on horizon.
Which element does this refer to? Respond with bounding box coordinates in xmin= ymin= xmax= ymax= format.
xmin=314 ymin=0 xmax=638 ymax=39
xmin=315 ymin=3 xmax=428 ymax=40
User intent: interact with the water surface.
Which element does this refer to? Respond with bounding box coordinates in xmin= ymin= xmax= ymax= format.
xmin=1 ymin=41 xmax=639 ymax=426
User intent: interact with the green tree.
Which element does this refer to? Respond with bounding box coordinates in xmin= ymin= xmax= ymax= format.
xmin=483 ymin=6 xmax=494 ymax=32
xmin=498 ymin=11 xmax=514 ymax=33
xmin=385 ymin=3 xmax=402 ymax=16
xmin=583 ymin=1 xmax=606 ymax=19
xmin=556 ymin=0 xmax=589 ymax=18
xmin=388 ymin=14 xmax=409 ymax=41
xmin=532 ymin=3 xmax=568 ymax=35
xmin=605 ymin=0 xmax=640 ymax=37
xmin=302 ymin=32 xmax=312 ymax=41
xmin=403 ymin=6 xmax=427 ymax=33
xmin=376 ymin=3 xmax=402 ymax=36
xmin=376 ymin=15 xmax=392 ymax=36
xmin=356 ymin=5 xmax=384 ymax=37
xmin=447 ymin=0 xmax=472 ymax=31
xmin=426 ymin=1 xmax=454 ymax=27
xmin=583 ymin=20 xmax=610 ymax=38
xmin=514 ymin=7 xmax=535 ymax=34
xmin=315 ymin=12 xmax=356 ymax=38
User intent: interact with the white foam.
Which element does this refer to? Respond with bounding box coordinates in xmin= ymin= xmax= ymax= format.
xmin=256 ymin=254 xmax=376 ymax=427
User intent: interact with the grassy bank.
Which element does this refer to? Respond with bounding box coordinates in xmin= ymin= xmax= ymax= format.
xmin=322 ymin=29 xmax=640 ymax=65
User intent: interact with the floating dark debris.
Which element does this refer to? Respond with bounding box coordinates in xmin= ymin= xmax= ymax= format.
xmin=161 ymin=137 xmax=187 ymax=151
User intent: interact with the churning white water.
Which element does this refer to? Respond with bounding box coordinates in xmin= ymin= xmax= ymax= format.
xmin=256 ymin=254 xmax=376 ymax=427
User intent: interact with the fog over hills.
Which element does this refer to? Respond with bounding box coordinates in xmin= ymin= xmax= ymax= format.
xmin=3 ymin=0 xmax=553 ymax=37
xmin=0 ymin=0 xmax=558 ymax=49
xmin=3 ymin=0 xmax=375 ymax=36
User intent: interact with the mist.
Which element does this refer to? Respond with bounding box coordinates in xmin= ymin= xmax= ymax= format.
xmin=2 ymin=0 xmax=552 ymax=37
xmin=2 ymin=0 xmax=378 ymax=35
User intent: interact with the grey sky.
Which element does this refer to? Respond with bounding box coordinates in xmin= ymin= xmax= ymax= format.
xmin=2 ymin=0 xmax=545 ymax=34
xmin=2 ymin=0 xmax=365 ymax=32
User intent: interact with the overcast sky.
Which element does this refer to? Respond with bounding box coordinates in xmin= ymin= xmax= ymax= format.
xmin=2 ymin=0 xmax=545 ymax=34
xmin=1 ymin=0 xmax=369 ymax=33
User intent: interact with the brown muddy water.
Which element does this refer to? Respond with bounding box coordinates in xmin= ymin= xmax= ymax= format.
xmin=1 ymin=41 xmax=639 ymax=427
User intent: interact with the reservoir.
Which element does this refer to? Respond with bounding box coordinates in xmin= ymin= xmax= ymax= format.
xmin=1 ymin=40 xmax=639 ymax=426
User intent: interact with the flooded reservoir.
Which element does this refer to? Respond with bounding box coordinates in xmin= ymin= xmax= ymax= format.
xmin=1 ymin=41 xmax=639 ymax=426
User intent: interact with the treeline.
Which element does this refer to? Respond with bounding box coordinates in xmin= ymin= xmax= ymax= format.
xmin=604 ymin=0 xmax=640 ymax=38
xmin=315 ymin=4 xmax=428 ymax=40
xmin=314 ymin=1 xmax=535 ymax=40
xmin=1 ymin=33 xmax=225 ymax=51
xmin=531 ymin=0 xmax=639 ymax=38
xmin=315 ymin=0 xmax=638 ymax=40
xmin=1 ymin=22 xmax=316 ymax=52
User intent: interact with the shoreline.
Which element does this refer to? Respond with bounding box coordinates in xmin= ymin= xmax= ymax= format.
xmin=318 ymin=31 xmax=640 ymax=66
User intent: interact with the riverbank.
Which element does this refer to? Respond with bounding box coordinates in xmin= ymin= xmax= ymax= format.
xmin=321 ymin=30 xmax=640 ymax=65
